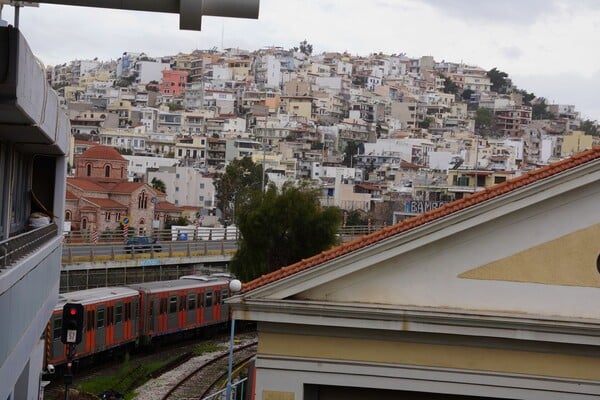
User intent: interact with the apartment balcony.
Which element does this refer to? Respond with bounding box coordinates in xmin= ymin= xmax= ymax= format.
xmin=1 ymin=26 xmax=68 ymax=400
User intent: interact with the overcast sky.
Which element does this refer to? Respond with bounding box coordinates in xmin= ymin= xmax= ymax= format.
xmin=2 ymin=0 xmax=600 ymax=121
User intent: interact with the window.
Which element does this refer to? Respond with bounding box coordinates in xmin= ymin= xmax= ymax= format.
xmin=205 ymin=291 xmax=213 ymax=307
xmin=124 ymin=303 xmax=131 ymax=321
xmin=199 ymin=183 xmax=205 ymax=189
xmin=81 ymin=218 xmax=88 ymax=230
xmin=97 ymin=309 xmax=105 ymax=328
xmin=86 ymin=163 xmax=92 ymax=176
xmin=188 ymin=294 xmax=196 ymax=310
xmin=169 ymin=296 xmax=177 ymax=313
xmin=179 ymin=296 xmax=186 ymax=311
xmin=105 ymin=212 xmax=111 ymax=222
xmin=115 ymin=304 xmax=123 ymax=324
xmin=215 ymin=290 xmax=221 ymax=304
xmin=53 ymin=317 xmax=62 ymax=340
xmin=65 ymin=210 xmax=71 ymax=221
xmin=175 ymin=187 xmax=179 ymax=192
xmin=105 ymin=164 xmax=111 ymax=177
xmin=138 ymin=191 xmax=148 ymax=209
xmin=494 ymin=176 xmax=507 ymax=184
xmin=115 ymin=212 xmax=121 ymax=222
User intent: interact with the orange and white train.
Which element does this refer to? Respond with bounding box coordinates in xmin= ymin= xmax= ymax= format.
xmin=46 ymin=276 xmax=232 ymax=367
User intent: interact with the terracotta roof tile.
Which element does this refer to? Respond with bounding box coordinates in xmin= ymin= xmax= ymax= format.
xmin=67 ymin=178 xmax=108 ymax=192
xmin=156 ymin=201 xmax=184 ymax=211
xmin=81 ymin=197 xmax=128 ymax=209
xmin=242 ymin=147 xmax=600 ymax=294
xmin=79 ymin=145 xmax=126 ymax=161
xmin=104 ymin=182 xmax=145 ymax=193
xmin=66 ymin=191 xmax=78 ymax=200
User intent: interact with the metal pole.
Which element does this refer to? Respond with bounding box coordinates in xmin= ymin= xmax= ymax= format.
xmin=262 ymin=113 xmax=266 ymax=192
xmin=226 ymin=318 xmax=235 ymax=400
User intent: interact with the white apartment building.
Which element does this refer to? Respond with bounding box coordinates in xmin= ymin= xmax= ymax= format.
xmin=124 ymin=155 xmax=177 ymax=181
xmin=147 ymin=166 xmax=216 ymax=208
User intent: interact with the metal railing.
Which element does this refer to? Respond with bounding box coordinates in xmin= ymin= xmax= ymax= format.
xmin=0 ymin=223 xmax=58 ymax=268
xmin=203 ymin=377 xmax=248 ymax=400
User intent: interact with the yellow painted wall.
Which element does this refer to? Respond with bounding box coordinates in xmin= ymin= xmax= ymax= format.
xmin=259 ymin=331 xmax=600 ymax=381
xmin=460 ymin=223 xmax=600 ymax=287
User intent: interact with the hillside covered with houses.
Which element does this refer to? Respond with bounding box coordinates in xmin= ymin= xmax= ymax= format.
xmin=50 ymin=45 xmax=599 ymax=234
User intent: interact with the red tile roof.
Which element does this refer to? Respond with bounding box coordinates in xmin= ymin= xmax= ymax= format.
xmin=104 ymin=182 xmax=146 ymax=194
xmin=156 ymin=201 xmax=184 ymax=211
xmin=67 ymin=178 xmax=108 ymax=192
xmin=79 ymin=145 xmax=126 ymax=161
xmin=65 ymin=191 xmax=78 ymax=200
xmin=242 ymin=147 xmax=600 ymax=294
xmin=81 ymin=197 xmax=127 ymax=209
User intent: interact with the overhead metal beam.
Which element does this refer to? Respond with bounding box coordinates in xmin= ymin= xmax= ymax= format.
xmin=23 ymin=0 xmax=260 ymax=30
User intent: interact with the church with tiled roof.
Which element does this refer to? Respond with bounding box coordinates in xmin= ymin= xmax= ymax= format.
xmin=65 ymin=145 xmax=182 ymax=233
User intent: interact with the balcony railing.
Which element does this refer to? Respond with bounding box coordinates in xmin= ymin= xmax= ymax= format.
xmin=0 ymin=223 xmax=58 ymax=269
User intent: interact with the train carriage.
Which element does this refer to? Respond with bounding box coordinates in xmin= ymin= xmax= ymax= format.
xmin=128 ymin=277 xmax=231 ymax=344
xmin=46 ymin=287 xmax=140 ymax=366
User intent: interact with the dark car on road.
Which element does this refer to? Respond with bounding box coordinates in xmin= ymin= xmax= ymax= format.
xmin=124 ymin=236 xmax=162 ymax=253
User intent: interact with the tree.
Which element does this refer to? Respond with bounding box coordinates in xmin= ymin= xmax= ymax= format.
xmin=579 ymin=119 xmax=598 ymax=136
xmin=299 ymin=39 xmax=313 ymax=56
xmin=213 ymin=157 xmax=264 ymax=225
xmin=151 ymin=177 xmax=166 ymax=194
xmin=487 ymin=67 xmax=510 ymax=94
xmin=442 ymin=76 xmax=458 ymax=94
xmin=168 ymin=102 xmax=184 ymax=112
xmin=164 ymin=216 xmax=190 ymax=229
xmin=419 ymin=116 xmax=435 ymax=129
xmin=532 ymin=98 xmax=553 ymax=120
xmin=461 ymin=89 xmax=474 ymax=101
xmin=230 ymin=183 xmax=342 ymax=281
xmin=342 ymin=141 xmax=359 ymax=167
xmin=475 ymin=107 xmax=493 ymax=136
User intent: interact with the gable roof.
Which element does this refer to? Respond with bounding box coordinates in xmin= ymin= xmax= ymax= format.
xmin=67 ymin=177 xmax=108 ymax=192
xmin=81 ymin=197 xmax=127 ymax=209
xmin=242 ymin=147 xmax=600 ymax=293
xmin=79 ymin=145 xmax=126 ymax=161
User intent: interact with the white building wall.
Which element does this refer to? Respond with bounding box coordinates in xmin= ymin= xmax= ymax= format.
xmin=266 ymin=55 xmax=282 ymax=88
xmin=147 ymin=166 xmax=216 ymax=208
xmin=136 ymin=60 xmax=170 ymax=84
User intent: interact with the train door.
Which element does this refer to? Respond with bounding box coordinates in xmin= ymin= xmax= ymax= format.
xmin=131 ymin=298 xmax=138 ymax=337
xmin=179 ymin=295 xmax=186 ymax=327
xmin=186 ymin=292 xmax=197 ymax=325
xmin=95 ymin=306 xmax=106 ymax=351
xmin=149 ymin=296 xmax=159 ymax=334
xmin=106 ymin=305 xmax=114 ymax=347
xmin=114 ymin=302 xmax=124 ymax=341
xmin=158 ymin=297 xmax=167 ymax=332
xmin=86 ymin=309 xmax=96 ymax=353
xmin=204 ymin=290 xmax=215 ymax=323
xmin=220 ymin=288 xmax=230 ymax=321
xmin=50 ymin=314 xmax=64 ymax=361
xmin=167 ymin=295 xmax=178 ymax=330
xmin=198 ymin=292 xmax=205 ymax=325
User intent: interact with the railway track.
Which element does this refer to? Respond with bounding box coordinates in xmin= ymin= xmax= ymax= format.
xmin=160 ymin=341 xmax=257 ymax=400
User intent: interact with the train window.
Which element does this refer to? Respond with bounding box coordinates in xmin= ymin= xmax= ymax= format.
xmin=169 ymin=296 xmax=177 ymax=313
xmin=87 ymin=310 xmax=95 ymax=331
xmin=115 ymin=304 xmax=123 ymax=324
xmin=222 ymin=289 xmax=229 ymax=301
xmin=179 ymin=296 xmax=186 ymax=311
xmin=205 ymin=291 xmax=213 ymax=307
xmin=53 ymin=317 xmax=62 ymax=340
xmin=188 ymin=294 xmax=196 ymax=310
xmin=97 ymin=309 xmax=105 ymax=329
xmin=198 ymin=293 xmax=204 ymax=308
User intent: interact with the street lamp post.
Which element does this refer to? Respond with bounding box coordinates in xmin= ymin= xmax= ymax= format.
xmin=226 ymin=279 xmax=242 ymax=400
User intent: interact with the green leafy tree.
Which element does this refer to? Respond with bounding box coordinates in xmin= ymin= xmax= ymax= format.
xmin=419 ymin=116 xmax=435 ymax=129
xmin=442 ymin=76 xmax=458 ymax=94
xmin=487 ymin=68 xmax=510 ymax=94
xmin=475 ymin=107 xmax=493 ymax=136
xmin=151 ymin=177 xmax=167 ymax=194
xmin=168 ymin=102 xmax=184 ymax=112
xmin=461 ymin=89 xmax=474 ymax=101
xmin=213 ymin=157 xmax=264 ymax=225
xmin=532 ymin=99 xmax=553 ymax=120
xmin=230 ymin=183 xmax=342 ymax=281
xmin=342 ymin=141 xmax=359 ymax=167
xmin=164 ymin=216 xmax=190 ymax=229
xmin=299 ymin=39 xmax=313 ymax=56
xmin=579 ymin=119 xmax=598 ymax=136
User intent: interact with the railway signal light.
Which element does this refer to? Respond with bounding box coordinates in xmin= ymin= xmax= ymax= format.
xmin=61 ymin=303 xmax=84 ymax=344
